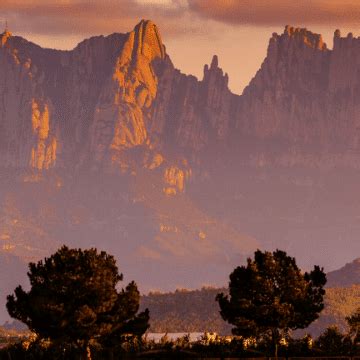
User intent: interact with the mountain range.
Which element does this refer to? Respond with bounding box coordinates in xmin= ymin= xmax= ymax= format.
xmin=0 ymin=20 xmax=359 ymax=321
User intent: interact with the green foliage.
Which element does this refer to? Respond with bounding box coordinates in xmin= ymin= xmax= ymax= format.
xmin=6 ymin=245 xmax=149 ymax=355
xmin=216 ymin=249 xmax=327 ymax=350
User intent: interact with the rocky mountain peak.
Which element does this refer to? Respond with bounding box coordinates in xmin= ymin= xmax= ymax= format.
xmin=332 ymin=27 xmax=360 ymax=50
xmin=203 ymin=55 xmax=229 ymax=86
xmin=282 ymin=25 xmax=327 ymax=50
xmin=327 ymin=258 xmax=360 ymax=287
xmin=210 ymin=54 xmax=219 ymax=69
xmin=132 ymin=19 xmax=165 ymax=61
xmin=0 ymin=29 xmax=12 ymax=47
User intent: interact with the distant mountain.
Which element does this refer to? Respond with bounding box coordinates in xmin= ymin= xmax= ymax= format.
xmin=141 ymin=284 xmax=360 ymax=337
xmin=1 ymin=19 xmax=360 ymax=323
xmin=327 ymin=258 xmax=360 ymax=287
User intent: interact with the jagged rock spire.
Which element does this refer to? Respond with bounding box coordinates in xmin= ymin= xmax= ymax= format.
xmin=2 ymin=19 xmax=11 ymax=35
xmin=210 ymin=55 xmax=218 ymax=69
xmin=1 ymin=20 xmax=11 ymax=47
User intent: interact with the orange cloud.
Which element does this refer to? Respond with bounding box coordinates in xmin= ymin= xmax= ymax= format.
xmin=2 ymin=0 xmax=360 ymax=40
xmin=0 ymin=0 xmax=190 ymax=37
xmin=188 ymin=0 xmax=360 ymax=26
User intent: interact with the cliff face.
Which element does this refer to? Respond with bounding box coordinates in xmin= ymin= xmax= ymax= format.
xmin=2 ymin=21 xmax=360 ymax=317
xmin=0 ymin=20 xmax=167 ymax=171
xmin=239 ymin=26 xmax=330 ymax=144
xmin=236 ymin=26 xmax=360 ymax=167
xmin=0 ymin=20 xmax=241 ymax=175
xmin=4 ymin=22 xmax=360 ymax=172
xmin=150 ymin=54 xmax=236 ymax=152
xmin=0 ymin=28 xmax=126 ymax=169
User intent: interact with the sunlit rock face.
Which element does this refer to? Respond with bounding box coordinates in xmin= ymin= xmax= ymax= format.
xmin=30 ymin=100 xmax=57 ymax=170
xmin=0 ymin=19 xmax=240 ymax=188
xmin=92 ymin=20 xmax=166 ymax=169
xmin=5 ymin=23 xmax=360 ymax=172
xmin=0 ymin=28 xmax=127 ymax=169
xmin=0 ymin=20 xmax=167 ymax=172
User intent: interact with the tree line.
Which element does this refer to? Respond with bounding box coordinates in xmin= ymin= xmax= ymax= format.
xmin=1 ymin=246 xmax=359 ymax=359
xmin=141 ymin=285 xmax=360 ymax=336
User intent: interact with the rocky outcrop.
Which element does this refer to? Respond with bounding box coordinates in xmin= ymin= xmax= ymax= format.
xmin=0 ymin=29 xmax=125 ymax=169
xmin=163 ymin=163 xmax=191 ymax=195
xmin=30 ymin=99 xmax=57 ymax=170
xmin=0 ymin=19 xmax=241 ymax=193
xmin=92 ymin=20 xmax=166 ymax=169
xmin=236 ymin=26 xmax=360 ymax=167
xmin=238 ymin=26 xmax=330 ymax=146
xmin=0 ymin=20 xmax=167 ymax=172
xmin=149 ymin=54 xmax=236 ymax=152
xmin=4 ymin=22 xmax=360 ymax=174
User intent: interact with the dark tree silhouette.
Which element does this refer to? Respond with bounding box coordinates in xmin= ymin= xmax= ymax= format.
xmin=346 ymin=308 xmax=360 ymax=345
xmin=216 ymin=249 xmax=326 ymax=357
xmin=315 ymin=326 xmax=352 ymax=355
xmin=6 ymin=246 xmax=149 ymax=359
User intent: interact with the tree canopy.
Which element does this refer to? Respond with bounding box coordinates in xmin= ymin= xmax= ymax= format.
xmin=6 ymin=246 xmax=149 ymax=357
xmin=216 ymin=249 xmax=326 ymax=354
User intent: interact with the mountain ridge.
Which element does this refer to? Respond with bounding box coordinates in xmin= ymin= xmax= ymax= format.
xmin=327 ymin=258 xmax=360 ymax=287
xmin=4 ymin=21 xmax=360 ymax=172
xmin=0 ymin=20 xmax=360 ymax=322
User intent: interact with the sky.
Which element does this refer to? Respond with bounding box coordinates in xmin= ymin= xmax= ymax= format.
xmin=2 ymin=0 xmax=360 ymax=94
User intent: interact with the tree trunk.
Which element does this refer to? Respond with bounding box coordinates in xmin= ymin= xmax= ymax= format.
xmin=80 ymin=343 xmax=92 ymax=360
xmin=86 ymin=344 xmax=92 ymax=360
xmin=271 ymin=329 xmax=279 ymax=360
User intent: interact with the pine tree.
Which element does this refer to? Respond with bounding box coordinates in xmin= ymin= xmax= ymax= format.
xmin=216 ymin=249 xmax=326 ymax=357
xmin=6 ymin=245 xmax=149 ymax=359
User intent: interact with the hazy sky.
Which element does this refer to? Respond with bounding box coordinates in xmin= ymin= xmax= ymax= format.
xmin=2 ymin=0 xmax=360 ymax=93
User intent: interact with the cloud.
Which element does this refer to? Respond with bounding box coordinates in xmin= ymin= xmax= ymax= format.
xmin=187 ymin=0 xmax=360 ymax=27
xmin=3 ymin=0 xmax=358 ymax=50
xmin=0 ymin=0 xmax=191 ymax=38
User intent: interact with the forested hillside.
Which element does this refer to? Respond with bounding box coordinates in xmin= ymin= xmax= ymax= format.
xmin=141 ymin=287 xmax=231 ymax=335
xmin=141 ymin=285 xmax=360 ymax=336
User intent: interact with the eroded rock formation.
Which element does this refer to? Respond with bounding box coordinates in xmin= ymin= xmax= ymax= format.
xmin=4 ymin=22 xmax=360 ymax=175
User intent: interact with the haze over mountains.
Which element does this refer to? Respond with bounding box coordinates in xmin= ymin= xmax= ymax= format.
xmin=0 ymin=20 xmax=359 ymax=321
